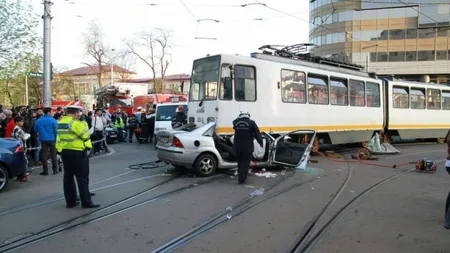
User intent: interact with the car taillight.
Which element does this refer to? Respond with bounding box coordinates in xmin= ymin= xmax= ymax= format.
xmin=15 ymin=146 xmax=24 ymax=153
xmin=172 ymin=136 xmax=184 ymax=148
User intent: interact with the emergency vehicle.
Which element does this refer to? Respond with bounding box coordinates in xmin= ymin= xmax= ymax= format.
xmin=38 ymin=100 xmax=84 ymax=113
xmin=94 ymin=85 xmax=133 ymax=115
xmin=133 ymin=93 xmax=188 ymax=113
xmin=187 ymin=44 xmax=450 ymax=148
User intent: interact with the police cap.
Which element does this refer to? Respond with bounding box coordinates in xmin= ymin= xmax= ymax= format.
xmin=66 ymin=105 xmax=83 ymax=113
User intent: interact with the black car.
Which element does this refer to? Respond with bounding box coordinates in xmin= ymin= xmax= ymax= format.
xmin=104 ymin=123 xmax=127 ymax=143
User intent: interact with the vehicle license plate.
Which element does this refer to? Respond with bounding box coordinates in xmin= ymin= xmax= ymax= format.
xmin=110 ymin=135 xmax=117 ymax=138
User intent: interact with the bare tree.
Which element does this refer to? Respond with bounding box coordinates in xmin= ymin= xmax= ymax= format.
xmin=83 ymin=20 xmax=109 ymax=88
xmin=124 ymin=28 xmax=172 ymax=93
xmin=52 ymin=67 xmax=77 ymax=100
xmin=114 ymin=51 xmax=137 ymax=82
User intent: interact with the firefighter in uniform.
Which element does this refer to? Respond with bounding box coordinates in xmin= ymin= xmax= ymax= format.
xmin=232 ymin=110 xmax=263 ymax=184
xmin=56 ymin=106 xmax=100 ymax=209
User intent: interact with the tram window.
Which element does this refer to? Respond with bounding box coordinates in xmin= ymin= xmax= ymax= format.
xmin=219 ymin=64 xmax=232 ymax=100
xmin=330 ymin=77 xmax=348 ymax=106
xmin=410 ymin=88 xmax=426 ymax=109
xmin=349 ymin=80 xmax=365 ymax=107
xmin=281 ymin=69 xmax=306 ymax=103
xmin=234 ymin=65 xmax=256 ymax=102
xmin=307 ymin=74 xmax=329 ymax=105
xmin=442 ymin=91 xmax=450 ymax=110
xmin=366 ymin=82 xmax=380 ymax=107
xmin=427 ymin=89 xmax=441 ymax=110
xmin=392 ymin=86 xmax=409 ymax=109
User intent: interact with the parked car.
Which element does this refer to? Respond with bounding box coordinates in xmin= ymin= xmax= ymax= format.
xmin=0 ymin=138 xmax=28 ymax=192
xmin=155 ymin=122 xmax=316 ymax=177
xmin=105 ymin=123 xmax=128 ymax=143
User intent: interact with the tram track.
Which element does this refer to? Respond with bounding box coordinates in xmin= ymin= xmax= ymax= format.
xmin=286 ymin=165 xmax=416 ymax=253
xmin=0 ymin=160 xmax=171 ymax=216
xmin=0 ymin=173 xmax=227 ymax=253
xmin=150 ymin=167 xmax=344 ymax=253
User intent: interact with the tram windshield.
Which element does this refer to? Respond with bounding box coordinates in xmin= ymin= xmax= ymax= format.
xmin=189 ymin=55 xmax=220 ymax=101
xmin=107 ymin=97 xmax=132 ymax=107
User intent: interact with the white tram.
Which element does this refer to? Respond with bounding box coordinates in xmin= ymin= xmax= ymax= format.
xmin=187 ymin=44 xmax=450 ymax=146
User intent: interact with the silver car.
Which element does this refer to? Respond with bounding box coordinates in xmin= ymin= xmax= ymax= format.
xmin=156 ymin=122 xmax=317 ymax=177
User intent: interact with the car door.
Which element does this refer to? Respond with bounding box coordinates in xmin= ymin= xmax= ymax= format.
xmin=271 ymin=130 xmax=317 ymax=169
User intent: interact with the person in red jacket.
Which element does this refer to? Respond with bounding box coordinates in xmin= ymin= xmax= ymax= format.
xmin=5 ymin=111 xmax=16 ymax=137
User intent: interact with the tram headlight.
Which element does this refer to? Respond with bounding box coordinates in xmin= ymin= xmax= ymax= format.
xmin=189 ymin=117 xmax=195 ymax=123
xmin=207 ymin=117 xmax=215 ymax=123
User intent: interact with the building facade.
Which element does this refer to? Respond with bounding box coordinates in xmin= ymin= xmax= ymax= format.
xmin=128 ymin=73 xmax=191 ymax=94
xmin=53 ymin=65 xmax=136 ymax=108
xmin=309 ymin=0 xmax=450 ymax=84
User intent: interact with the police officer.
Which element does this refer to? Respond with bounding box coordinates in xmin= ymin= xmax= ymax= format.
xmin=56 ymin=106 xmax=99 ymax=209
xmin=232 ymin=110 xmax=263 ymax=184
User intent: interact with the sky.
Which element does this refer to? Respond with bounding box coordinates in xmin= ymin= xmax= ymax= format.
xmin=31 ymin=0 xmax=310 ymax=78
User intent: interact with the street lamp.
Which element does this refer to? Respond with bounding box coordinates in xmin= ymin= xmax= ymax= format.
xmin=111 ymin=48 xmax=115 ymax=85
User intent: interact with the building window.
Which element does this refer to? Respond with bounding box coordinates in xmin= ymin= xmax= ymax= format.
xmin=392 ymin=86 xmax=409 ymax=109
xmin=349 ymin=80 xmax=365 ymax=107
xmin=418 ymin=51 xmax=435 ymax=61
xmin=410 ymin=88 xmax=426 ymax=109
xmin=437 ymin=51 xmax=448 ymax=61
xmin=406 ymin=51 xmax=417 ymax=61
xmin=366 ymin=82 xmax=380 ymax=107
xmin=281 ymin=69 xmax=306 ymax=103
xmin=307 ymin=74 xmax=329 ymax=105
xmin=377 ymin=52 xmax=388 ymax=62
xmin=330 ymin=77 xmax=348 ymax=106
xmin=427 ymin=89 xmax=441 ymax=110
xmin=418 ymin=28 xmax=435 ymax=38
xmin=219 ymin=64 xmax=232 ymax=100
xmin=406 ymin=29 xmax=417 ymax=39
xmin=389 ymin=52 xmax=405 ymax=62
xmin=442 ymin=91 xmax=450 ymax=110
xmin=389 ymin=29 xmax=405 ymax=40
xmin=234 ymin=65 xmax=256 ymax=101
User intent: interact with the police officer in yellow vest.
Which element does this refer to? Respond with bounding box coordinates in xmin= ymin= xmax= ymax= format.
xmin=56 ymin=106 xmax=100 ymax=209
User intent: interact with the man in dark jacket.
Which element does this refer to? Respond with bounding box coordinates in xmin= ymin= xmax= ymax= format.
xmin=34 ymin=107 xmax=58 ymax=175
xmin=232 ymin=109 xmax=263 ymax=184
xmin=127 ymin=114 xmax=139 ymax=143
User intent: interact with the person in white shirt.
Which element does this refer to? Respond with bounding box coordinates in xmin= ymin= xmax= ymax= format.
xmin=91 ymin=109 xmax=106 ymax=155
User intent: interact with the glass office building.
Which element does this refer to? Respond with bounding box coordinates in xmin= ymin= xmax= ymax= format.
xmin=309 ymin=0 xmax=450 ymax=84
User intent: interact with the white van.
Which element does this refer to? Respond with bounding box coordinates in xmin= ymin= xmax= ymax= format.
xmin=154 ymin=102 xmax=188 ymax=135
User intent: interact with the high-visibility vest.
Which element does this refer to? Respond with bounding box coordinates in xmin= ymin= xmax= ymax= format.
xmin=56 ymin=116 xmax=92 ymax=152
xmin=114 ymin=116 xmax=124 ymax=128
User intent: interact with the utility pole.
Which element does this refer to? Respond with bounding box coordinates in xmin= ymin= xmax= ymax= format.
xmin=42 ymin=0 xmax=53 ymax=107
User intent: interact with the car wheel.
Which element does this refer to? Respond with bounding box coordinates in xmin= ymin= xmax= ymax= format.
xmin=0 ymin=165 xmax=9 ymax=193
xmin=193 ymin=153 xmax=217 ymax=177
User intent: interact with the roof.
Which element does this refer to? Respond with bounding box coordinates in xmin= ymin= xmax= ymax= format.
xmin=128 ymin=73 xmax=191 ymax=83
xmin=59 ymin=65 xmax=136 ymax=76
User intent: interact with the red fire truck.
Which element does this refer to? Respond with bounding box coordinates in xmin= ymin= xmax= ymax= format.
xmin=94 ymin=85 xmax=133 ymax=115
xmin=38 ymin=100 xmax=84 ymax=113
xmin=133 ymin=93 xmax=188 ymax=113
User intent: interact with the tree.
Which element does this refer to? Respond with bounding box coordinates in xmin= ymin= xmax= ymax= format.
xmin=83 ymin=20 xmax=109 ymax=88
xmin=0 ymin=0 xmax=39 ymax=67
xmin=52 ymin=68 xmax=77 ymax=100
xmin=112 ymin=50 xmax=137 ymax=82
xmin=124 ymin=28 xmax=172 ymax=93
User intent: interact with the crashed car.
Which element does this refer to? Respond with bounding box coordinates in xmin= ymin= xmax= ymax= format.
xmin=156 ymin=122 xmax=316 ymax=177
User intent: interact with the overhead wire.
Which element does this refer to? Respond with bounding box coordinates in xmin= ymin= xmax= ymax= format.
xmin=178 ymin=0 xmax=198 ymax=22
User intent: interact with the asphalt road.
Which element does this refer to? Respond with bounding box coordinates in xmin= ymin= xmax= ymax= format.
xmin=0 ymin=141 xmax=449 ymax=253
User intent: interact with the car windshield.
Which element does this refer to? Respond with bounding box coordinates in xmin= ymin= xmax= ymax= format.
xmin=156 ymin=105 xmax=187 ymax=121
xmin=189 ymin=55 xmax=220 ymax=101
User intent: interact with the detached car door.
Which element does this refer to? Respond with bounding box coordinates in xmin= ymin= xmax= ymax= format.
xmin=271 ymin=130 xmax=317 ymax=169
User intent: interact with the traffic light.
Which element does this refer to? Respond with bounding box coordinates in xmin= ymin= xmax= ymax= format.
xmin=50 ymin=62 xmax=54 ymax=81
